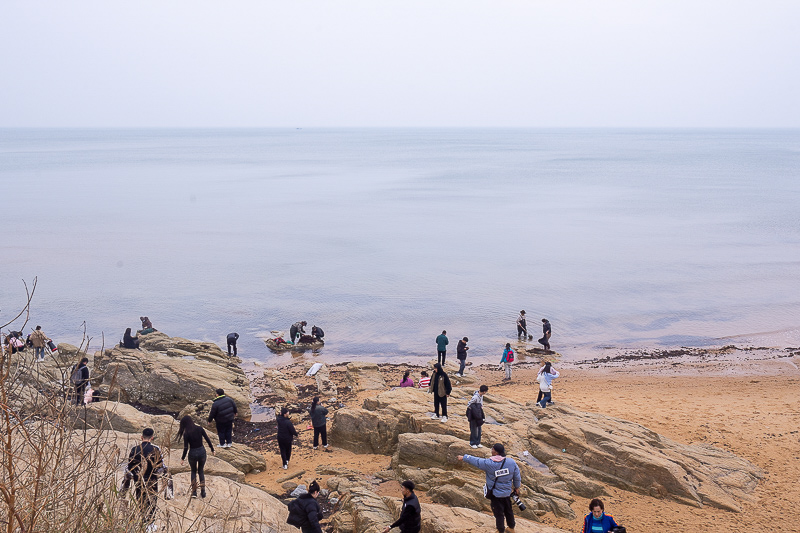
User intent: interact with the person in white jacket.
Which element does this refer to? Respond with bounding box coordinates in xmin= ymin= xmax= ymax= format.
xmin=536 ymin=362 xmax=559 ymax=408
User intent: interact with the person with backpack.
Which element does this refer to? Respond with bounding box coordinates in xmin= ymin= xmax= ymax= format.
xmin=177 ymin=415 xmax=215 ymax=498
xmin=581 ymin=498 xmax=619 ymax=533
xmin=428 ymin=363 xmax=451 ymax=422
xmin=458 ymin=443 xmax=521 ymax=533
xmin=435 ymin=330 xmax=449 ymax=366
xmin=536 ymin=363 xmax=559 ymax=408
xmin=309 ymin=397 xmax=329 ymax=451
xmin=286 ymin=480 xmax=323 ymax=533
xmin=381 ymin=480 xmax=421 ymax=533
xmin=226 ymin=332 xmax=239 ymax=357
xmin=207 ymin=389 xmax=238 ymax=448
xmin=466 ymin=385 xmax=488 ymax=448
xmin=277 ymin=407 xmax=298 ymax=469
xmin=127 ymin=428 xmax=164 ymax=533
xmin=500 ymin=343 xmax=514 ymax=381
xmin=30 ymin=326 xmax=49 ymax=361
xmin=455 ymin=337 xmax=469 ymax=377
xmin=71 ymin=357 xmax=90 ymax=405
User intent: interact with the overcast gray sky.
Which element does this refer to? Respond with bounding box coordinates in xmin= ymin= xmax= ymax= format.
xmin=1 ymin=1 xmax=798 ymax=127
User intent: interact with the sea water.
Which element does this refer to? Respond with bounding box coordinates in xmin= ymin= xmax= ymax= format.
xmin=1 ymin=128 xmax=798 ymax=363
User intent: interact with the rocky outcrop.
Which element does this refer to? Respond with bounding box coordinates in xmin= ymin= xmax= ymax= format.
xmin=263 ymin=370 xmax=299 ymax=399
xmin=344 ymin=362 xmax=386 ymax=391
xmin=80 ymin=401 xmax=178 ymax=440
xmin=168 ymin=454 xmax=244 ymax=482
xmin=313 ymin=364 xmax=338 ymax=396
xmin=92 ymin=334 xmax=251 ymax=418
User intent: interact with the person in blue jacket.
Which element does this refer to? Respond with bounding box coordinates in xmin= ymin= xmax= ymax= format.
xmin=581 ymin=498 xmax=619 ymax=533
xmin=458 ymin=443 xmax=521 ymax=533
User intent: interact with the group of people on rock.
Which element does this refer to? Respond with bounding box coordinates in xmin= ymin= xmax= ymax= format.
xmin=516 ymin=310 xmax=552 ymax=350
xmin=2 ymin=325 xmax=54 ymax=360
xmin=287 ymin=321 xmax=325 ymax=345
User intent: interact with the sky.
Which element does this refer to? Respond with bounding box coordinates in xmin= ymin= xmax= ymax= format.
xmin=1 ymin=1 xmax=798 ymax=128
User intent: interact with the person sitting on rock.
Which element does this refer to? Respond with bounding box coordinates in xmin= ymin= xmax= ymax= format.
xmin=418 ymin=371 xmax=430 ymax=389
xmin=289 ymin=321 xmax=307 ymax=343
xmin=138 ymin=316 xmax=156 ymax=335
xmin=382 ymin=480 xmax=421 ymax=533
xmin=311 ymin=325 xmax=324 ymax=341
xmin=581 ymin=498 xmax=619 ymax=533
xmin=123 ymin=328 xmax=140 ymax=349
xmin=399 ymin=370 xmax=414 ymax=387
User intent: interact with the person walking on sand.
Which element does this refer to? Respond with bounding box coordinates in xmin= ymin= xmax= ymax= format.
xmin=429 ymin=363 xmax=451 ymax=422
xmin=581 ymin=498 xmax=619 ymax=533
xmin=538 ymin=318 xmax=551 ymax=351
xmin=382 ymin=480 xmax=421 ymax=533
xmin=399 ymin=370 xmax=414 ymax=387
xmin=310 ymin=396 xmax=330 ymax=451
xmin=127 ymin=428 xmax=164 ymax=533
xmin=30 ymin=326 xmax=49 ymax=362
xmin=277 ymin=407 xmax=298 ymax=469
xmin=207 ymin=389 xmax=237 ymax=448
xmin=435 ymin=330 xmax=449 ymax=366
xmin=535 ymin=362 xmax=550 ymax=404
xmin=456 ymin=337 xmax=469 ymax=376
xmin=70 ymin=357 xmax=90 ymax=405
xmin=418 ymin=371 xmax=430 ymax=389
xmin=458 ymin=443 xmax=521 ymax=533
xmin=467 ymin=385 xmax=488 ymax=448
xmin=536 ymin=362 xmax=559 ymax=408
xmin=178 ymin=415 xmax=215 ymax=498
xmin=516 ymin=311 xmax=527 ymax=339
xmin=500 ymin=343 xmax=514 ymax=381
xmin=226 ymin=332 xmax=239 ymax=357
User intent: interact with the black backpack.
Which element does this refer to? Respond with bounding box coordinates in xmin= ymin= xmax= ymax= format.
xmin=286 ymin=498 xmax=308 ymax=528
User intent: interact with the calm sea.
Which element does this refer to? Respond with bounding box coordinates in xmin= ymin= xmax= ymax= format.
xmin=2 ymin=129 xmax=799 ymax=364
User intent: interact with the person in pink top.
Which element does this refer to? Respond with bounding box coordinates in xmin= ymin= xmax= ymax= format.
xmin=399 ymin=370 xmax=415 ymax=387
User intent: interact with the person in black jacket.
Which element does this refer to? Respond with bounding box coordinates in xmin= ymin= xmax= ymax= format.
xmin=296 ymin=480 xmax=324 ymax=533
xmin=226 ymin=332 xmax=239 ymax=357
xmin=207 ymin=389 xmax=238 ymax=448
xmin=127 ymin=428 xmax=163 ymax=531
xmin=123 ymin=328 xmax=140 ymax=349
xmin=428 ymin=363 xmax=452 ymax=422
xmin=455 ymin=337 xmax=469 ymax=376
xmin=72 ymin=357 xmax=90 ymax=405
xmin=178 ymin=415 xmax=215 ymax=498
xmin=277 ymin=407 xmax=298 ymax=469
xmin=382 ymin=480 xmax=421 ymax=533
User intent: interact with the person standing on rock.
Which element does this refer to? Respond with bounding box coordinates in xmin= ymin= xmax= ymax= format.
xmin=455 ymin=337 xmax=469 ymax=376
xmin=207 ymin=389 xmax=237 ymax=448
xmin=30 ymin=326 xmax=49 ymax=362
xmin=458 ymin=443 xmax=521 ymax=533
xmin=310 ymin=396 xmax=330 ymax=451
xmin=277 ymin=407 xmax=298 ymax=469
xmin=290 ymin=321 xmax=307 ymax=344
xmin=516 ymin=311 xmax=527 ymax=339
xmin=127 ymin=428 xmax=164 ymax=533
xmin=500 ymin=343 xmax=514 ymax=381
xmin=538 ymin=318 xmax=551 ymax=351
xmin=428 ymin=363 xmax=451 ymax=422
xmin=466 ymin=385 xmax=488 ymax=448
xmin=536 ymin=362 xmax=559 ymax=408
xmin=226 ymin=332 xmax=239 ymax=357
xmin=435 ymin=330 xmax=449 ymax=366
xmin=581 ymin=498 xmax=619 ymax=533
xmin=382 ymin=480 xmax=421 ymax=533
xmin=70 ymin=357 xmax=90 ymax=405
xmin=178 ymin=415 xmax=215 ymax=498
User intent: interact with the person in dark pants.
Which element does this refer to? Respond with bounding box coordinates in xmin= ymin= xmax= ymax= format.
xmin=277 ymin=407 xmax=298 ymax=469
xmin=72 ymin=357 xmax=90 ymax=405
xmin=458 ymin=443 xmax=521 ymax=533
xmin=516 ymin=311 xmax=527 ymax=339
xmin=456 ymin=337 xmax=469 ymax=376
xmin=428 ymin=363 xmax=451 ymax=422
xmin=178 ymin=415 xmax=215 ymax=498
xmin=123 ymin=328 xmax=140 ymax=349
xmin=290 ymin=321 xmax=307 ymax=343
xmin=467 ymin=385 xmax=488 ymax=448
xmin=310 ymin=396 xmax=329 ymax=451
xmin=311 ymin=325 xmax=324 ymax=341
xmin=382 ymin=480 xmax=421 ymax=533
xmin=127 ymin=428 xmax=164 ymax=532
xmin=435 ymin=330 xmax=448 ymax=366
xmin=226 ymin=332 xmax=239 ymax=357
xmin=296 ymin=480 xmax=324 ymax=533
xmin=538 ymin=318 xmax=551 ymax=350
xmin=207 ymin=389 xmax=237 ymax=448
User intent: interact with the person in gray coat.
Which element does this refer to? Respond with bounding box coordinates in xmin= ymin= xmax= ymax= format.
xmin=309 ymin=396 xmax=330 ymax=451
xmin=458 ymin=443 xmax=521 ymax=533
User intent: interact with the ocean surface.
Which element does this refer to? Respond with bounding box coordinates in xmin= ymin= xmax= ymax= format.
xmin=1 ymin=128 xmax=799 ymax=364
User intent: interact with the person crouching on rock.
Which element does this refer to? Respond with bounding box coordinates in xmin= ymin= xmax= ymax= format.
xmin=207 ymin=388 xmax=237 ymax=448
xmin=289 ymin=321 xmax=307 ymax=343
xmin=382 ymin=480 xmax=421 ymax=533
xmin=458 ymin=443 xmax=521 ymax=533
xmin=178 ymin=415 xmax=215 ymax=498
xmin=429 ymin=363 xmax=451 ymax=422
xmin=310 ymin=396 xmax=330 ymax=451
xmin=581 ymin=498 xmax=619 ymax=533
xmin=311 ymin=325 xmax=324 ymax=342
xmin=277 ymin=407 xmax=298 ymax=469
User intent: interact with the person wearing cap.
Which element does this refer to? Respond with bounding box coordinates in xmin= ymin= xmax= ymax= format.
xmin=458 ymin=443 xmax=521 ymax=533
xmin=382 ymin=480 xmax=421 ymax=533
xmin=295 ymin=480 xmax=324 ymax=533
xmin=455 ymin=337 xmax=469 ymax=377
xmin=127 ymin=428 xmax=164 ymax=533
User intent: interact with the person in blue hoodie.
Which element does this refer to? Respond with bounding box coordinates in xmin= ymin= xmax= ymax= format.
xmin=581 ymin=498 xmax=619 ymax=533
xmin=458 ymin=443 xmax=521 ymax=533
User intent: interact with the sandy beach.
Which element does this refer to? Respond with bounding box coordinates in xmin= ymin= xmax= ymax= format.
xmin=246 ymin=347 xmax=800 ymax=532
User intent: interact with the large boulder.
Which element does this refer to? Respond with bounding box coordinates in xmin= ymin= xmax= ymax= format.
xmin=92 ymin=335 xmax=251 ymax=418
xmin=344 ymin=362 xmax=386 ymax=391
xmin=79 ymin=401 xmax=178 ymax=442
xmin=263 ymin=370 xmax=298 ymax=399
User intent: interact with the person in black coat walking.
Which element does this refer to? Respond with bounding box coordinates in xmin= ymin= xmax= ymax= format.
xmin=295 ymin=480 xmax=324 ymax=533
xmin=382 ymin=480 xmax=421 ymax=533
xmin=428 ymin=363 xmax=452 ymax=422
xmin=207 ymin=389 xmax=237 ymax=448
xmin=178 ymin=415 xmax=215 ymax=498
xmin=277 ymin=407 xmax=298 ymax=469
